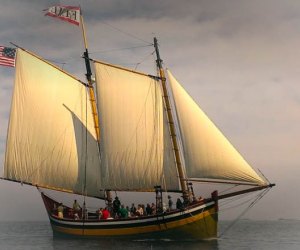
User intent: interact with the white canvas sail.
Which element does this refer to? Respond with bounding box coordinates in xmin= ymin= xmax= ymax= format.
xmin=4 ymin=49 xmax=103 ymax=197
xmin=93 ymin=61 xmax=179 ymax=191
xmin=167 ymin=70 xmax=266 ymax=185
xmin=162 ymin=104 xmax=180 ymax=190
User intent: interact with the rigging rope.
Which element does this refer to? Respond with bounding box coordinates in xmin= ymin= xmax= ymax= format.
xmin=220 ymin=194 xmax=262 ymax=212
xmin=99 ymin=21 xmax=152 ymax=45
xmin=219 ymin=184 xmax=239 ymax=195
xmin=134 ymin=50 xmax=155 ymax=70
xmin=219 ymin=191 xmax=256 ymax=207
xmin=81 ymin=74 xmax=89 ymax=235
xmin=46 ymin=46 xmax=155 ymax=75
xmin=90 ymin=45 xmax=153 ymax=54
xmin=219 ymin=188 xmax=271 ymax=238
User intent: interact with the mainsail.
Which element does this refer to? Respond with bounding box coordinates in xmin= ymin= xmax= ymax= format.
xmin=167 ymin=70 xmax=266 ymax=185
xmin=93 ymin=61 xmax=179 ymax=191
xmin=4 ymin=49 xmax=102 ymax=197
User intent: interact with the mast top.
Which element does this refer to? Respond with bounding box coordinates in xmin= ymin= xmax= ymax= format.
xmin=154 ymin=37 xmax=163 ymax=69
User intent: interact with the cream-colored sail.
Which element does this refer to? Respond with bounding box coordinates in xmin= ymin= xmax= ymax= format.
xmin=167 ymin=70 xmax=266 ymax=185
xmin=4 ymin=49 xmax=102 ymax=197
xmin=162 ymin=104 xmax=180 ymax=190
xmin=93 ymin=61 xmax=179 ymax=191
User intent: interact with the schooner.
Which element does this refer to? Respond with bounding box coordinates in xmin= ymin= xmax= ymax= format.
xmin=1 ymin=5 xmax=274 ymax=239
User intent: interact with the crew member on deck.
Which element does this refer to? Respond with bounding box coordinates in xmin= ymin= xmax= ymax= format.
xmin=101 ymin=207 xmax=110 ymax=220
xmin=136 ymin=204 xmax=144 ymax=216
xmin=119 ymin=205 xmax=128 ymax=218
xmin=73 ymin=199 xmax=81 ymax=219
xmin=97 ymin=208 xmax=103 ymax=220
xmin=176 ymin=198 xmax=184 ymax=210
xmin=73 ymin=200 xmax=81 ymax=212
xmin=113 ymin=196 xmax=121 ymax=217
xmin=168 ymin=195 xmax=173 ymax=211
xmin=130 ymin=203 xmax=136 ymax=216
xmin=57 ymin=203 xmax=64 ymax=218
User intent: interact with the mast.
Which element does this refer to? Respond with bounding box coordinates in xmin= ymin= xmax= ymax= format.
xmin=80 ymin=12 xmax=112 ymax=203
xmin=153 ymin=37 xmax=189 ymax=201
xmin=80 ymin=14 xmax=100 ymax=143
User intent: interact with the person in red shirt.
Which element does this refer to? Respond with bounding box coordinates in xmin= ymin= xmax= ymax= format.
xmin=101 ymin=207 xmax=110 ymax=220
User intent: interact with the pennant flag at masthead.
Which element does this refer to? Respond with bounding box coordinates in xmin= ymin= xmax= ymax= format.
xmin=44 ymin=5 xmax=81 ymax=26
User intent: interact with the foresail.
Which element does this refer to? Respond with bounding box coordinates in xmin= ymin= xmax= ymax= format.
xmin=167 ymin=70 xmax=266 ymax=185
xmin=4 ymin=49 xmax=103 ymax=198
xmin=93 ymin=61 xmax=179 ymax=191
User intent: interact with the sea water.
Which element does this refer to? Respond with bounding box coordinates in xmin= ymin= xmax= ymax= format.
xmin=0 ymin=220 xmax=299 ymax=250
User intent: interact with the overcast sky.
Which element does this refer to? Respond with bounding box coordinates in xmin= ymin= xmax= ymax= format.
xmin=0 ymin=0 xmax=299 ymax=221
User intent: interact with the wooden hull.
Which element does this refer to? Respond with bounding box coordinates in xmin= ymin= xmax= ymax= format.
xmin=42 ymin=193 xmax=218 ymax=239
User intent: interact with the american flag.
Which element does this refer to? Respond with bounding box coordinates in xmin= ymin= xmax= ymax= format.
xmin=0 ymin=46 xmax=16 ymax=67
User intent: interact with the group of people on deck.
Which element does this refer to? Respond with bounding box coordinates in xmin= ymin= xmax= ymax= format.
xmin=54 ymin=194 xmax=204 ymax=220
xmin=54 ymin=199 xmax=84 ymax=219
xmin=96 ymin=197 xmax=158 ymax=220
xmin=96 ymin=195 xmax=196 ymax=220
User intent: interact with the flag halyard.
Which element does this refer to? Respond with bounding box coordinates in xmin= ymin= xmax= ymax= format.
xmin=0 ymin=46 xmax=16 ymax=67
xmin=45 ymin=5 xmax=81 ymax=26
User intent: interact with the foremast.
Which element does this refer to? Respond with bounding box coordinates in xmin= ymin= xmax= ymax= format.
xmin=80 ymin=13 xmax=112 ymax=204
xmin=80 ymin=14 xmax=100 ymax=143
xmin=153 ymin=37 xmax=189 ymax=201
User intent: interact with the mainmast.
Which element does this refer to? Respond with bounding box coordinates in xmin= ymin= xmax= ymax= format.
xmin=153 ymin=37 xmax=189 ymax=201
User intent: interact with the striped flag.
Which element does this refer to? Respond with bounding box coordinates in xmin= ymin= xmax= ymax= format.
xmin=44 ymin=5 xmax=81 ymax=26
xmin=0 ymin=46 xmax=16 ymax=67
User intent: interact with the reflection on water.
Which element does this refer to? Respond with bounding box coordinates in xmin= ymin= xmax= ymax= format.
xmin=1 ymin=220 xmax=300 ymax=250
xmin=52 ymin=237 xmax=219 ymax=250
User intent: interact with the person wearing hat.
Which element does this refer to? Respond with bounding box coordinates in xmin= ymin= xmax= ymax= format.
xmin=168 ymin=195 xmax=173 ymax=211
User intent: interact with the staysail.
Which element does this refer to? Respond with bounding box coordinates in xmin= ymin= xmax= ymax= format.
xmin=167 ymin=70 xmax=266 ymax=185
xmin=93 ymin=61 xmax=179 ymax=191
xmin=4 ymin=49 xmax=102 ymax=197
